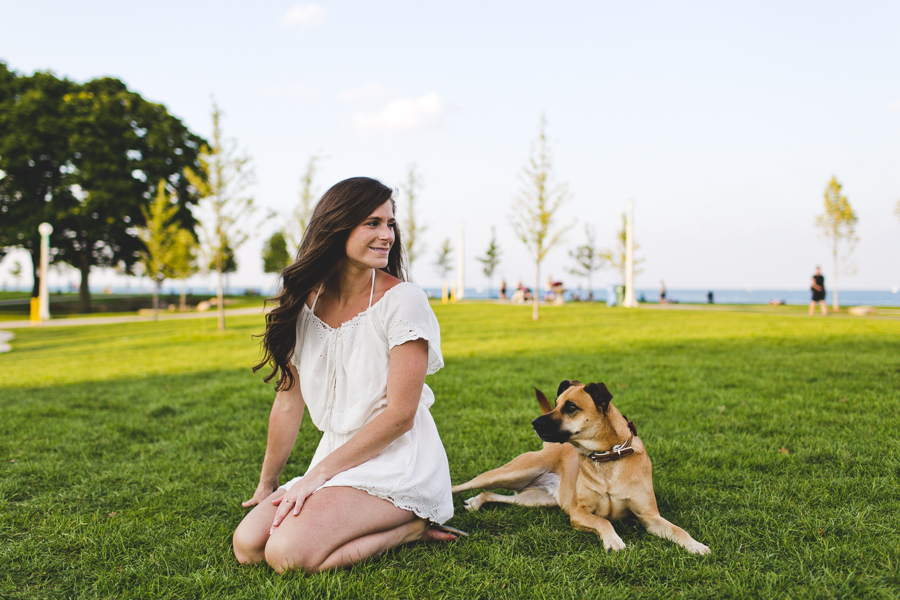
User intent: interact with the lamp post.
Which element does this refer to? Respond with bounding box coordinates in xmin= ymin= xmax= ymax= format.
xmin=623 ymin=201 xmax=638 ymax=308
xmin=38 ymin=222 xmax=53 ymax=320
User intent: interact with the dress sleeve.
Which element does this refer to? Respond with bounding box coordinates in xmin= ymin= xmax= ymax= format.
xmin=382 ymin=284 xmax=444 ymax=375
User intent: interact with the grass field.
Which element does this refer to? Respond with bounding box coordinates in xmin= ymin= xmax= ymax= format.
xmin=1 ymin=303 xmax=899 ymax=599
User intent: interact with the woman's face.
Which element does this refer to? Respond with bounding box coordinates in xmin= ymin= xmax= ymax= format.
xmin=344 ymin=200 xmax=396 ymax=270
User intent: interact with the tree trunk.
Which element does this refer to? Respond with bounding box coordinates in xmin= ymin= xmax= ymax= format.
xmin=30 ymin=245 xmax=41 ymax=298
xmin=153 ymin=279 xmax=160 ymax=320
xmin=832 ymin=245 xmax=839 ymax=311
xmin=533 ymin=262 xmax=540 ymax=321
xmin=180 ymin=280 xmax=187 ymax=312
xmin=217 ymin=266 xmax=225 ymax=331
xmin=78 ymin=259 xmax=92 ymax=314
xmin=588 ymin=271 xmax=593 ymax=301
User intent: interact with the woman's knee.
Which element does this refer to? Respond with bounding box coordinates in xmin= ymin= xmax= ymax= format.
xmin=264 ymin=533 xmax=323 ymax=574
xmin=233 ymin=521 xmax=267 ymax=565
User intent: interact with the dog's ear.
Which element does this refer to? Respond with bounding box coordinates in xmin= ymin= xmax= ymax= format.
xmin=584 ymin=382 xmax=613 ymax=409
xmin=534 ymin=387 xmax=553 ymax=415
xmin=557 ymin=380 xmax=580 ymax=398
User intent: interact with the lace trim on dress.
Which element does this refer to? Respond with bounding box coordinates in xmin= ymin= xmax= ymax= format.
xmin=336 ymin=483 xmax=452 ymax=524
xmin=388 ymin=317 xmax=443 ymax=375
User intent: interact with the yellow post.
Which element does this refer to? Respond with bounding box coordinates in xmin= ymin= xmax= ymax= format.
xmin=441 ymin=280 xmax=448 ymax=304
xmin=450 ymin=283 xmax=456 ymax=304
xmin=30 ymin=297 xmax=40 ymax=324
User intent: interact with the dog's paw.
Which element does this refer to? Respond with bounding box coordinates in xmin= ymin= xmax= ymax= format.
xmin=684 ymin=540 xmax=710 ymax=555
xmin=463 ymin=495 xmax=484 ymax=512
xmin=603 ymin=535 xmax=626 ymax=552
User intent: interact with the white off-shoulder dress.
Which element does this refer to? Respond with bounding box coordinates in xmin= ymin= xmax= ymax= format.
xmin=280 ymin=278 xmax=454 ymax=525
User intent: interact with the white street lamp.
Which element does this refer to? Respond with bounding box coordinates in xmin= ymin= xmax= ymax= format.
xmin=38 ymin=222 xmax=53 ymax=320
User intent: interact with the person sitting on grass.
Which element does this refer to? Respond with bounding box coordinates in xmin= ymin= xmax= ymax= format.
xmin=233 ymin=177 xmax=461 ymax=574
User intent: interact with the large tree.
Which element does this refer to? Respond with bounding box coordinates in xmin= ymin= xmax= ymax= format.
xmin=815 ymin=177 xmax=858 ymax=311
xmin=185 ymin=102 xmax=255 ymax=331
xmin=0 ymin=64 xmax=77 ymax=295
xmin=509 ymin=115 xmax=571 ymax=321
xmin=0 ymin=64 xmax=206 ymax=313
xmin=55 ymin=77 xmax=205 ymax=312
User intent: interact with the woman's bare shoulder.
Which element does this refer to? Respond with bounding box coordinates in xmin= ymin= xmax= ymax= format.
xmin=373 ymin=271 xmax=403 ymax=304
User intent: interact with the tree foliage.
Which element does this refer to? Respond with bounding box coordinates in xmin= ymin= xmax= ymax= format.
xmin=567 ymin=224 xmax=605 ymax=300
xmin=284 ymin=155 xmax=320 ymax=252
xmin=601 ymin=213 xmax=644 ymax=285
xmin=184 ymin=102 xmax=254 ymax=330
xmin=476 ymin=226 xmax=501 ymax=297
xmin=137 ymin=181 xmax=181 ymax=318
xmin=0 ymin=63 xmax=206 ymax=313
xmin=400 ymin=164 xmax=426 ymax=273
xmin=434 ymin=238 xmax=453 ymax=280
xmin=0 ymin=63 xmax=77 ymax=295
xmin=509 ymin=115 xmax=571 ymax=320
xmin=262 ymin=231 xmax=291 ymax=274
xmin=815 ymin=176 xmax=858 ymax=310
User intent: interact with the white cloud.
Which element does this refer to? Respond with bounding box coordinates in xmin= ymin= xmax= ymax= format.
xmin=339 ymin=83 xmax=390 ymax=104
xmin=279 ymin=4 xmax=327 ymax=29
xmin=350 ymin=92 xmax=451 ymax=138
xmin=889 ymin=101 xmax=900 ymax=112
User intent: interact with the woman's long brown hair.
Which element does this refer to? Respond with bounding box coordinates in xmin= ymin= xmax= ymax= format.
xmin=254 ymin=177 xmax=406 ymax=391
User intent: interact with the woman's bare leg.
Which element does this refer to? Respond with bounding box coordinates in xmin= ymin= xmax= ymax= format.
xmin=233 ymin=488 xmax=286 ymax=564
xmin=264 ymin=486 xmax=423 ymax=574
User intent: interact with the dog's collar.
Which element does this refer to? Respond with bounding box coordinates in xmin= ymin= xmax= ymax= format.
xmin=587 ymin=433 xmax=635 ymax=463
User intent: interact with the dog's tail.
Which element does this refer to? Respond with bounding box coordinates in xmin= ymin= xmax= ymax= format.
xmin=534 ymin=387 xmax=553 ymax=414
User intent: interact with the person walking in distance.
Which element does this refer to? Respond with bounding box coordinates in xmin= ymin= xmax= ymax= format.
xmin=809 ymin=266 xmax=827 ymax=316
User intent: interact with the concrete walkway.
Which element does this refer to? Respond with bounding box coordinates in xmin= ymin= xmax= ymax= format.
xmin=0 ymin=306 xmax=266 ymax=330
xmin=0 ymin=330 xmax=13 ymax=353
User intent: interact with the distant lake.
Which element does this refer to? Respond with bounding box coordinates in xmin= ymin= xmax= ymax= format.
xmin=422 ymin=287 xmax=900 ymax=307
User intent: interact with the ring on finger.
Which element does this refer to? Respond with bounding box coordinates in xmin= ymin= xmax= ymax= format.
xmin=284 ymin=498 xmax=295 ymax=503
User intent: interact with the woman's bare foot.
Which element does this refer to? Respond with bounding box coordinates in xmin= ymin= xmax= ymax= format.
xmin=420 ymin=524 xmax=467 ymax=542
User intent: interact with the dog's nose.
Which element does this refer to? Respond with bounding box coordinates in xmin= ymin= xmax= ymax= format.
xmin=532 ymin=415 xmax=551 ymax=434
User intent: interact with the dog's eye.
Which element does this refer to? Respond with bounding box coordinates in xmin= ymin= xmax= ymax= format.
xmin=562 ymin=401 xmax=580 ymax=414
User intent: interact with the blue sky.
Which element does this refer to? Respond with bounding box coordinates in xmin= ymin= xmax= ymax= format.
xmin=1 ymin=1 xmax=898 ymax=292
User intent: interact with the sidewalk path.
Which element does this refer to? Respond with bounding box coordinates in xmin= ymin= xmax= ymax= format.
xmin=0 ymin=306 xmax=266 ymax=330
xmin=0 ymin=330 xmax=12 ymax=353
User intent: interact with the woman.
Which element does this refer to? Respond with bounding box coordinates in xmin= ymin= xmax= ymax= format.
xmin=809 ymin=266 xmax=827 ymax=316
xmin=233 ymin=177 xmax=458 ymax=574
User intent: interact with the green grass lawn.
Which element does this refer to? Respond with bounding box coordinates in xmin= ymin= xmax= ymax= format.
xmin=1 ymin=304 xmax=899 ymax=599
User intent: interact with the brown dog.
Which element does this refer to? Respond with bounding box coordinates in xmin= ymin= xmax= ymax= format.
xmin=451 ymin=380 xmax=710 ymax=554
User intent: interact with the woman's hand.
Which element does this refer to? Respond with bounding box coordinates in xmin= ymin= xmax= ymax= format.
xmin=242 ymin=481 xmax=279 ymax=508
xmin=270 ymin=472 xmax=328 ymax=531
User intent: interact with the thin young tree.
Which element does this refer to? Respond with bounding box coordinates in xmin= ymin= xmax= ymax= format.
xmin=815 ymin=177 xmax=858 ymax=311
xmin=568 ymin=224 xmax=605 ymax=300
xmin=284 ymin=155 xmax=320 ymax=252
xmin=184 ymin=102 xmax=255 ymax=330
xmin=137 ymin=180 xmax=180 ymax=319
xmin=400 ymin=164 xmax=426 ymax=275
xmin=601 ymin=213 xmax=645 ymax=286
xmin=169 ymin=228 xmax=199 ymax=311
xmin=476 ymin=226 xmax=501 ymax=298
xmin=434 ymin=238 xmax=453 ymax=303
xmin=509 ymin=115 xmax=571 ymax=321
